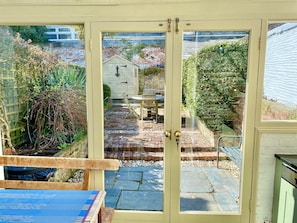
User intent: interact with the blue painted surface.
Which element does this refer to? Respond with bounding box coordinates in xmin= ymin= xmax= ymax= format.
xmin=0 ymin=190 xmax=99 ymax=223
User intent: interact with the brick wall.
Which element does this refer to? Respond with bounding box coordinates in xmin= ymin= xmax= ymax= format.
xmin=255 ymin=133 xmax=297 ymax=223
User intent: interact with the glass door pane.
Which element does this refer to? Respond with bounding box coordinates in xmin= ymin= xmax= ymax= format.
xmin=180 ymin=30 xmax=249 ymax=212
xmin=102 ymin=32 xmax=166 ymax=211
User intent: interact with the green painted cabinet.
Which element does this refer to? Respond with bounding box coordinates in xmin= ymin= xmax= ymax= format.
xmin=273 ymin=155 xmax=297 ymax=223
xmin=277 ymin=179 xmax=297 ymax=223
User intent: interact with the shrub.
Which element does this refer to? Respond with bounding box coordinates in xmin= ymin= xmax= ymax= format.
xmin=103 ymin=84 xmax=111 ymax=99
xmin=28 ymin=88 xmax=86 ymax=149
xmin=12 ymin=33 xmax=87 ymax=150
xmin=139 ymin=67 xmax=163 ymax=76
xmin=183 ymin=40 xmax=248 ymax=131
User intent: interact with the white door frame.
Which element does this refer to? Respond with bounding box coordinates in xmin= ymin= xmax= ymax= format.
xmin=87 ymin=19 xmax=261 ymax=223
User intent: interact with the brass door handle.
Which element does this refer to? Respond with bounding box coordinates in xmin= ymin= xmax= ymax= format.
xmin=174 ymin=130 xmax=181 ymax=138
xmin=164 ymin=130 xmax=171 ymax=139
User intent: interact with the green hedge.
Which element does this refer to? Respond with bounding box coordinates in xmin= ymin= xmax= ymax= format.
xmin=103 ymin=84 xmax=111 ymax=99
xmin=182 ymin=40 xmax=248 ymax=131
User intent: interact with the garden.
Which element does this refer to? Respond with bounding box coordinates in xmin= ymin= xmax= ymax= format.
xmin=1 ymin=26 xmax=292 ymax=161
xmin=0 ymin=26 xmax=90 ymax=157
xmin=0 ymin=27 xmax=248 ymax=157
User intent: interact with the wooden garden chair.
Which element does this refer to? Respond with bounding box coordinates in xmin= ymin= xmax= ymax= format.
xmin=123 ymin=94 xmax=140 ymax=119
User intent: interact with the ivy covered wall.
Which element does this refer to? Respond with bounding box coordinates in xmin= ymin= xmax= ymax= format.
xmin=182 ymin=40 xmax=248 ymax=134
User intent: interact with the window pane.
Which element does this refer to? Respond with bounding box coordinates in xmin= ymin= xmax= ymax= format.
xmin=59 ymin=27 xmax=71 ymax=32
xmin=0 ymin=25 xmax=86 ymax=173
xmin=59 ymin=34 xmax=72 ymax=40
xmin=262 ymin=22 xmax=297 ymax=120
xmin=102 ymin=32 xmax=165 ymax=211
xmin=47 ymin=28 xmax=56 ymax=32
xmin=181 ymin=31 xmax=249 ymax=212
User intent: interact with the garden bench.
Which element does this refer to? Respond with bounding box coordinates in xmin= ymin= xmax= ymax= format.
xmin=216 ymin=135 xmax=242 ymax=169
xmin=0 ymin=155 xmax=119 ymax=223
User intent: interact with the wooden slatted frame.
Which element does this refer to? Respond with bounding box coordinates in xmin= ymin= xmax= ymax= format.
xmin=0 ymin=155 xmax=119 ymax=190
xmin=0 ymin=155 xmax=119 ymax=223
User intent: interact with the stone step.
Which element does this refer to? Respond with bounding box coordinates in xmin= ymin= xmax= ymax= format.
xmin=105 ymin=147 xmax=215 ymax=153
xmin=105 ymin=151 xmax=227 ymax=161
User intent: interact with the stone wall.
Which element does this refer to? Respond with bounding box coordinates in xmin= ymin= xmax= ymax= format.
xmin=49 ymin=136 xmax=88 ymax=182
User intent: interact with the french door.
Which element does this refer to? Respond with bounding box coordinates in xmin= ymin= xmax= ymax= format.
xmin=88 ymin=19 xmax=261 ymax=223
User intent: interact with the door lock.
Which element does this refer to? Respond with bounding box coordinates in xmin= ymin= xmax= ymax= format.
xmin=174 ymin=130 xmax=181 ymax=147
xmin=165 ymin=130 xmax=181 ymax=147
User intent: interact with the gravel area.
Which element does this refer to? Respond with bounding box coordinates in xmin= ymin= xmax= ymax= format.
xmin=68 ymin=160 xmax=240 ymax=183
xmin=120 ymin=160 xmax=240 ymax=178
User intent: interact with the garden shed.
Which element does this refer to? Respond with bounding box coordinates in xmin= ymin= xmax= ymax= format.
xmin=103 ymin=55 xmax=139 ymax=99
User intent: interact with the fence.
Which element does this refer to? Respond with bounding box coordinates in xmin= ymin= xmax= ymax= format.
xmin=0 ymin=74 xmax=26 ymax=148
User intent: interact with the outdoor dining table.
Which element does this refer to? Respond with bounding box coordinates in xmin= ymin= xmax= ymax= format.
xmin=131 ymin=94 xmax=164 ymax=123
xmin=0 ymin=189 xmax=105 ymax=223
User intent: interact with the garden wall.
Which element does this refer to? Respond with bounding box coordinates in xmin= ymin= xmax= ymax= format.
xmin=49 ymin=136 xmax=88 ymax=182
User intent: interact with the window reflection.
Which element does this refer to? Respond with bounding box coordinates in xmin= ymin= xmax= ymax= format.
xmin=262 ymin=22 xmax=297 ymax=121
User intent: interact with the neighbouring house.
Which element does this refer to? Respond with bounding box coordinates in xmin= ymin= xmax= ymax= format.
xmin=103 ymin=55 xmax=139 ymax=99
xmin=46 ymin=25 xmax=79 ymax=42
xmin=264 ymin=23 xmax=297 ymax=106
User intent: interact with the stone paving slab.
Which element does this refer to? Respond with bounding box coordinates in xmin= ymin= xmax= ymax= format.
xmin=105 ymin=193 xmax=120 ymax=208
xmin=180 ymin=193 xmax=220 ymax=211
xmin=180 ymin=168 xmax=213 ymax=193
xmin=105 ymin=171 xmax=117 ymax=189
xmin=203 ymin=167 xmax=239 ymax=201
xmin=117 ymin=191 xmax=163 ymax=211
xmin=113 ymin=180 xmax=140 ymax=190
xmin=104 ymin=166 xmax=239 ymax=212
xmin=213 ymin=192 xmax=239 ymax=212
xmin=116 ymin=170 xmax=142 ymax=181
xmin=141 ymin=169 xmax=163 ymax=191
xmin=106 ymin=188 xmax=121 ymax=196
xmin=120 ymin=166 xmax=162 ymax=172
xmin=142 ymin=169 xmax=163 ymax=181
xmin=105 ymin=188 xmax=121 ymax=208
xmin=140 ymin=180 xmax=163 ymax=191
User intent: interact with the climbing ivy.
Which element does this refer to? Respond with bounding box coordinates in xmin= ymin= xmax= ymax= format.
xmin=182 ymin=40 xmax=248 ymax=131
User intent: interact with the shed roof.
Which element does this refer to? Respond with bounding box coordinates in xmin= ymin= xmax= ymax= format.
xmin=103 ymin=55 xmax=138 ymax=68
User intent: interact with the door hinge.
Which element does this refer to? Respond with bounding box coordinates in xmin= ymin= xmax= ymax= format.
xmin=175 ymin=17 xmax=180 ymax=34
xmin=167 ymin=18 xmax=172 ymax=33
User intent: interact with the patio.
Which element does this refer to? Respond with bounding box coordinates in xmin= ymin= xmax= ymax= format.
xmin=105 ymin=165 xmax=240 ymax=212
xmin=104 ymin=103 xmax=219 ymax=161
xmin=103 ymin=103 xmax=240 ymax=212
